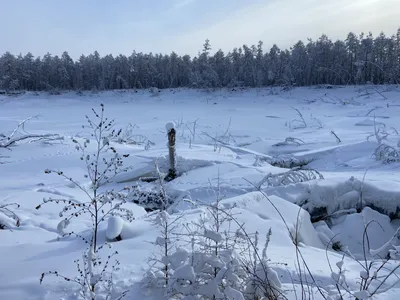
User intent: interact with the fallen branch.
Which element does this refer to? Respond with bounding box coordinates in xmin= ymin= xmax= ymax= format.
xmin=330 ymin=130 xmax=341 ymax=143
xmin=1 ymin=133 xmax=62 ymax=148
xmin=0 ymin=116 xmax=61 ymax=149
xmin=0 ymin=202 xmax=21 ymax=229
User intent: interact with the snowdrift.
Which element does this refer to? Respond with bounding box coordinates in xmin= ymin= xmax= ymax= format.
xmin=266 ymin=176 xmax=400 ymax=221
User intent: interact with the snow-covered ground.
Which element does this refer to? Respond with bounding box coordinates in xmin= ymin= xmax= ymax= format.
xmin=1 ymin=85 xmax=400 ymax=299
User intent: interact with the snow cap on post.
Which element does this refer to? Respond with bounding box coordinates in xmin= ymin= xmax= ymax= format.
xmin=165 ymin=122 xmax=175 ymax=133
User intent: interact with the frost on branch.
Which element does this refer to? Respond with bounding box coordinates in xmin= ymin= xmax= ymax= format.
xmin=0 ymin=202 xmax=20 ymax=229
xmin=145 ymin=217 xmax=283 ymax=299
xmin=257 ymin=168 xmax=324 ymax=189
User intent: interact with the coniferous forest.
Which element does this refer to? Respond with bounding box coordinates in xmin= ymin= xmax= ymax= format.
xmin=1 ymin=29 xmax=400 ymax=92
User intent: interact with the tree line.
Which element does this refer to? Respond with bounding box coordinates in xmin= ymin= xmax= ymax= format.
xmin=1 ymin=29 xmax=400 ymax=92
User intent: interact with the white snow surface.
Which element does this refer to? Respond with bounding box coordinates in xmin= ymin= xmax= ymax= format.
xmin=165 ymin=121 xmax=176 ymax=132
xmin=106 ymin=216 xmax=124 ymax=240
xmin=1 ymin=86 xmax=400 ymax=299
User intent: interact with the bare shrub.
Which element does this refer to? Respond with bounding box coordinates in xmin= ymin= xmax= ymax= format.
xmin=0 ymin=115 xmax=62 ymax=162
xmin=37 ymin=104 xmax=134 ymax=298
xmin=143 ymin=176 xmax=284 ymax=299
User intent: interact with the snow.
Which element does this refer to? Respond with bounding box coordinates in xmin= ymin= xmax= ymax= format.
xmin=353 ymin=290 xmax=370 ymax=299
xmin=165 ymin=247 xmax=190 ymax=269
xmin=355 ymin=118 xmax=385 ymax=127
xmin=172 ymin=264 xmax=196 ymax=282
xmin=329 ymin=206 xmax=399 ymax=258
xmin=204 ymin=228 xmax=223 ymax=243
xmin=1 ymin=86 xmax=400 ymax=299
xmin=106 ymin=216 xmax=124 ymax=240
xmin=224 ymin=286 xmax=245 ymax=300
xmin=222 ymin=192 xmax=325 ymax=248
xmin=165 ymin=122 xmax=175 ymax=132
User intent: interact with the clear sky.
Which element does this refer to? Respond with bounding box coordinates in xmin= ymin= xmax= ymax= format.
xmin=1 ymin=0 xmax=399 ymax=59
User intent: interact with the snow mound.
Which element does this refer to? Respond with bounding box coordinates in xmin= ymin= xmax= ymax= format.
xmin=106 ymin=216 xmax=124 ymax=240
xmin=331 ymin=206 xmax=398 ymax=258
xmin=221 ymin=192 xmax=325 ymax=249
xmin=0 ymin=213 xmax=17 ymax=229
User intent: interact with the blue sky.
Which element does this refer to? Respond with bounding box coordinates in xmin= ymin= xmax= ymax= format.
xmin=1 ymin=0 xmax=399 ymax=59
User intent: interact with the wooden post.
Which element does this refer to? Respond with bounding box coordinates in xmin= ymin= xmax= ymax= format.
xmin=166 ymin=123 xmax=177 ymax=181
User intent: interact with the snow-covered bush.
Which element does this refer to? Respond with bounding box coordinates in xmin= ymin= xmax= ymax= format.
xmin=257 ymin=168 xmax=324 ymax=189
xmin=145 ymin=211 xmax=183 ymax=290
xmin=144 ymin=179 xmax=283 ymax=299
xmin=168 ymin=190 xmax=246 ymax=299
xmin=167 ymin=247 xmax=245 ymax=299
xmin=373 ymin=144 xmax=400 ymax=163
